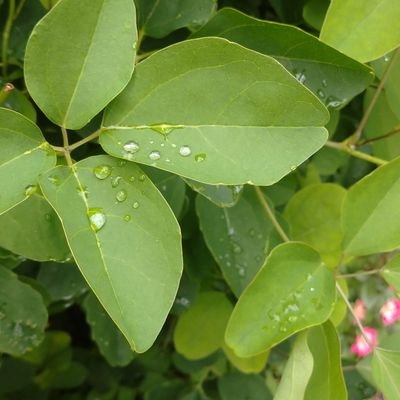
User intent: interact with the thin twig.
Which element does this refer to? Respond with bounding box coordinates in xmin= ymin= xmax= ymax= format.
xmin=68 ymin=127 xmax=103 ymax=151
xmin=337 ymin=269 xmax=381 ymax=279
xmin=358 ymin=125 xmax=400 ymax=146
xmin=2 ymin=0 xmax=16 ymax=79
xmin=254 ymin=186 xmax=289 ymax=242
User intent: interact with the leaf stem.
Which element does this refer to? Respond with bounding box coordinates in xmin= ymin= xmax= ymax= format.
xmin=61 ymin=127 xmax=73 ymax=167
xmin=358 ymin=125 xmax=400 ymax=146
xmin=68 ymin=127 xmax=104 ymax=151
xmin=325 ymin=140 xmax=388 ymax=166
xmin=335 ymin=281 xmax=372 ymax=347
xmin=2 ymin=0 xmax=16 ymax=79
xmin=337 ymin=269 xmax=381 ymax=279
xmin=349 ymin=48 xmax=400 ymax=145
xmin=254 ymin=186 xmax=289 ymax=243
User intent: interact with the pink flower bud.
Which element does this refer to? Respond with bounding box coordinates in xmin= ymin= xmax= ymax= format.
xmin=353 ymin=299 xmax=366 ymax=321
xmin=351 ymin=327 xmax=378 ymax=358
xmin=380 ymin=298 xmax=400 ymax=326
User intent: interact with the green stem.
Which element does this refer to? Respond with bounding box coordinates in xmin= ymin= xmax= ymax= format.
xmin=2 ymin=0 xmax=16 ymax=79
xmin=254 ymin=186 xmax=289 ymax=242
xmin=337 ymin=269 xmax=381 ymax=279
xmin=336 ymin=281 xmax=372 ymax=347
xmin=325 ymin=140 xmax=388 ymax=166
xmin=349 ymin=48 xmax=400 ymax=145
xmin=68 ymin=127 xmax=103 ymax=151
xmin=61 ymin=127 xmax=73 ymax=167
xmin=359 ymin=125 xmax=400 ymax=146
xmin=14 ymin=0 xmax=26 ymax=20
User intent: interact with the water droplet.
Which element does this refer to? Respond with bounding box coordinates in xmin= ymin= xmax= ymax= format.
xmin=88 ymin=208 xmax=106 ymax=232
xmin=119 ymin=160 xmax=127 ymax=167
xmin=124 ymin=214 xmax=131 ymax=222
xmin=179 ymin=145 xmax=192 ymax=157
xmin=232 ymin=242 xmax=242 ymax=254
xmin=111 ymin=176 xmax=121 ymax=188
xmin=171 ymin=143 xmax=177 ymax=148
xmin=24 ymin=185 xmax=37 ymax=196
xmin=149 ymin=150 xmax=161 ymax=161
xmin=317 ymin=89 xmax=326 ymax=99
xmin=160 ymin=143 xmax=165 ymax=147
xmin=226 ymin=261 xmax=232 ymax=267
xmin=94 ymin=164 xmax=112 ymax=180
xmin=77 ymin=186 xmax=89 ymax=199
xmin=123 ymin=141 xmax=140 ymax=154
xmin=288 ymin=315 xmax=298 ymax=323
xmin=322 ymin=79 xmax=328 ymax=88
xmin=165 ymin=158 xmax=171 ymax=163
xmin=116 ymin=190 xmax=127 ymax=202
xmin=325 ymin=95 xmax=343 ymax=108
xmin=47 ymin=175 xmax=61 ymax=186
xmin=132 ymin=201 xmax=139 ymax=209
xmin=149 ymin=140 xmax=154 ymax=145
xmin=195 ymin=153 xmax=206 ymax=162
xmin=175 ymin=297 xmax=190 ymax=307
xmin=279 ymin=326 xmax=287 ymax=333
xmin=237 ymin=265 xmax=245 ymax=276
xmin=139 ymin=174 xmax=146 ymax=182
xmin=294 ymin=69 xmax=306 ymax=84
xmin=310 ymin=287 xmax=315 ymax=292
xmin=129 ymin=176 xmax=136 ymax=182
xmin=307 ymin=274 xmax=312 ymax=281
xmin=150 ymin=124 xmax=180 ymax=137
xmin=290 ymin=165 xmax=297 ymax=171
xmin=384 ymin=54 xmax=390 ymax=62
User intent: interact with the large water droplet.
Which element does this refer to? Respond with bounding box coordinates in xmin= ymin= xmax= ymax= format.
xmin=88 ymin=208 xmax=106 ymax=231
xmin=94 ymin=164 xmax=112 ymax=180
xmin=149 ymin=150 xmax=161 ymax=161
xmin=123 ymin=141 xmax=140 ymax=154
xmin=111 ymin=176 xmax=121 ymax=188
xmin=24 ymin=185 xmax=37 ymax=196
xmin=116 ymin=190 xmax=127 ymax=202
xmin=179 ymin=145 xmax=192 ymax=157
xmin=195 ymin=153 xmax=206 ymax=162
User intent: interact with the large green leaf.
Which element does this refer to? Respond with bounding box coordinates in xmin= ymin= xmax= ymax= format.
xmin=191 ymin=8 xmax=373 ymax=108
xmin=83 ymin=292 xmax=134 ymax=367
xmin=39 ymin=155 xmax=182 ymax=352
xmin=196 ymin=187 xmax=273 ymax=296
xmin=100 ymin=37 xmax=329 ymax=186
xmin=225 ymin=243 xmax=336 ymax=356
xmin=284 ymin=183 xmax=346 ymax=268
xmin=372 ymin=348 xmax=400 ymax=400
xmin=0 ymin=266 xmax=48 ymax=356
xmin=0 ymin=194 xmax=70 ymax=262
xmin=342 ymin=157 xmax=400 ymax=256
xmin=382 ymin=255 xmax=400 ymax=294
xmin=135 ymin=0 xmax=216 ymax=38
xmin=173 ymin=291 xmax=232 ymax=360
xmin=25 ymin=0 xmax=137 ymax=129
xmin=320 ymin=0 xmax=400 ymax=63
xmin=0 ymin=108 xmax=56 ymax=215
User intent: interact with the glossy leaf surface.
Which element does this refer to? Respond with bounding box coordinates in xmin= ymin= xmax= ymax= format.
xmin=0 ymin=108 xmax=55 ymax=215
xmin=25 ymin=0 xmax=137 ymax=129
xmin=39 ymin=155 xmax=182 ymax=352
xmin=101 ymin=38 xmax=329 ymax=186
xmin=225 ymin=243 xmax=336 ymax=356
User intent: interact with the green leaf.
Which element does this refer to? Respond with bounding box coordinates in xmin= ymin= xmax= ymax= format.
xmin=222 ymin=345 xmax=268 ymax=374
xmin=284 ymin=183 xmax=346 ymax=268
xmin=218 ymin=372 xmax=272 ymax=400
xmin=191 ymin=8 xmax=373 ymax=108
xmin=225 ymin=242 xmax=336 ymax=357
xmin=342 ymin=157 xmax=400 ymax=256
xmin=100 ymin=37 xmax=329 ymax=186
xmin=382 ymin=255 xmax=400 ymax=294
xmin=39 ymin=155 xmax=182 ymax=352
xmin=83 ymin=292 xmax=135 ymax=367
xmin=302 ymin=0 xmax=330 ymax=31
xmin=25 ymin=0 xmax=137 ymax=129
xmin=372 ymin=348 xmax=400 ymax=400
xmin=173 ymin=291 xmax=232 ymax=360
xmin=0 ymin=194 xmax=70 ymax=262
xmin=304 ymin=321 xmax=347 ymax=400
xmin=135 ymin=0 xmax=216 ymax=38
xmin=0 ymin=266 xmax=48 ymax=356
xmin=196 ymin=187 xmax=272 ymax=296
xmin=0 ymin=108 xmax=56 ymax=215
xmin=0 ymin=248 xmax=23 ymax=270
xmin=320 ymin=0 xmax=400 ymax=63
xmin=329 ymin=278 xmax=348 ymax=326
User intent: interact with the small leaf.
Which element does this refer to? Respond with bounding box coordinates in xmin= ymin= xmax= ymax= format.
xmin=25 ymin=0 xmax=137 ymax=129
xmin=173 ymin=291 xmax=232 ymax=360
xmin=83 ymin=292 xmax=135 ymax=367
xmin=372 ymin=348 xmax=400 ymax=400
xmin=196 ymin=187 xmax=272 ymax=296
xmin=342 ymin=157 xmax=400 ymax=256
xmin=0 ymin=194 xmax=70 ymax=262
xmin=39 ymin=155 xmax=182 ymax=352
xmin=320 ymin=0 xmax=400 ymax=63
xmin=284 ymin=183 xmax=346 ymax=268
xmin=382 ymin=255 xmax=400 ymax=294
xmin=0 ymin=266 xmax=48 ymax=356
xmin=101 ymin=37 xmax=329 ymax=186
xmin=0 ymin=108 xmax=56 ymax=215
xmin=225 ymin=242 xmax=336 ymax=357
xmin=223 ymin=344 xmax=268 ymax=374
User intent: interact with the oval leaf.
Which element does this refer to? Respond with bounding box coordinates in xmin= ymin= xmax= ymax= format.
xmin=100 ymin=37 xmax=329 ymax=186
xmin=372 ymin=348 xmax=400 ymax=400
xmin=222 ymin=344 xmax=268 ymax=374
xmin=25 ymin=0 xmax=137 ymax=129
xmin=0 ymin=108 xmax=56 ymax=215
xmin=39 ymin=155 xmax=182 ymax=352
xmin=225 ymin=242 xmax=336 ymax=357
xmin=342 ymin=157 xmax=400 ymax=256
xmin=382 ymin=255 xmax=400 ymax=294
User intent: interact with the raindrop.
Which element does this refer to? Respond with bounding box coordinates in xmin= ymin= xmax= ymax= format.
xmin=175 ymin=297 xmax=190 ymax=307
xmin=325 ymin=95 xmax=343 ymax=108
xmin=232 ymin=242 xmax=242 ymax=254
xmin=290 ymin=165 xmax=297 ymax=171
xmin=294 ymin=69 xmax=306 ymax=84
xmin=160 ymin=143 xmax=165 ymax=147
xmin=123 ymin=141 xmax=140 ymax=154
xmin=124 ymin=214 xmax=131 ymax=222
xmin=132 ymin=201 xmax=139 ymax=209
xmin=226 ymin=261 xmax=232 ymax=267
xmin=93 ymin=164 xmax=112 ymax=180
xmin=150 ymin=123 xmax=179 ymax=137
xmin=116 ymin=190 xmax=127 ymax=202
xmin=322 ymin=79 xmax=328 ymax=88
xmin=48 ymin=175 xmax=61 ymax=186
xmin=165 ymin=158 xmax=171 ymax=163
xmin=288 ymin=316 xmax=298 ymax=323
xmin=195 ymin=153 xmax=206 ymax=162
xmin=279 ymin=326 xmax=287 ymax=333
xmin=317 ymin=89 xmax=326 ymax=98
xmin=139 ymin=174 xmax=146 ymax=182
xmin=111 ymin=176 xmax=122 ymax=187
xmin=77 ymin=186 xmax=89 ymax=199
xmin=88 ymin=208 xmax=106 ymax=232
xmin=307 ymin=273 xmax=312 ymax=281
xmin=237 ymin=265 xmax=245 ymax=276
xmin=24 ymin=185 xmax=37 ymax=196
xmin=171 ymin=143 xmax=177 ymax=148
xmin=118 ymin=160 xmax=127 ymax=167
xmin=129 ymin=176 xmax=136 ymax=182
xmin=179 ymin=145 xmax=192 ymax=157
xmin=149 ymin=150 xmax=161 ymax=161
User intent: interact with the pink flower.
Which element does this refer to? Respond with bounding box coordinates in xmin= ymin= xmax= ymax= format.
xmin=351 ymin=327 xmax=378 ymax=358
xmin=380 ymin=298 xmax=400 ymax=326
xmin=353 ymin=299 xmax=366 ymax=321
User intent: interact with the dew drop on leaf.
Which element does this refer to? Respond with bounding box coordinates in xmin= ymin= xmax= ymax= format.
xmin=111 ymin=176 xmax=121 ymax=188
xmin=317 ymin=89 xmax=326 ymax=99
xmin=139 ymin=174 xmax=146 ymax=182
xmin=124 ymin=214 xmax=131 ymax=222
xmin=195 ymin=153 xmax=206 ymax=162
xmin=88 ymin=208 xmax=106 ymax=232
xmin=116 ymin=190 xmax=127 ymax=202
xmin=128 ymin=176 xmax=135 ymax=182
xmin=149 ymin=150 xmax=161 ymax=161
xmin=123 ymin=141 xmax=140 ymax=154
xmin=132 ymin=202 xmax=139 ymax=209
xmin=93 ymin=164 xmax=112 ymax=180
xmin=24 ymin=185 xmax=37 ymax=196
xmin=179 ymin=145 xmax=192 ymax=157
